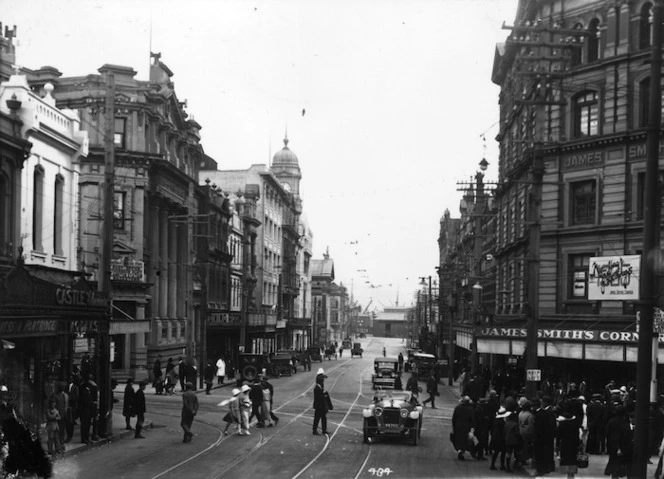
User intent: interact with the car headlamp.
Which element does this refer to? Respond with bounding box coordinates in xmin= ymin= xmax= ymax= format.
xmin=409 ymin=411 xmax=420 ymax=420
xmin=400 ymin=408 xmax=409 ymax=418
xmin=374 ymin=407 xmax=383 ymax=417
xmin=362 ymin=408 xmax=373 ymax=418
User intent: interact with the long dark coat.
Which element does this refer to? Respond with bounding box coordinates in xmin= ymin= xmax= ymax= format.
xmin=452 ymin=402 xmax=475 ymax=451
xmin=490 ymin=416 xmax=506 ymax=451
xmin=556 ymin=417 xmax=580 ymax=466
xmin=604 ymin=415 xmax=632 ymax=477
xmin=134 ymin=388 xmax=146 ymax=415
xmin=534 ymin=406 xmax=556 ymax=472
xmin=122 ymin=383 xmax=135 ymax=417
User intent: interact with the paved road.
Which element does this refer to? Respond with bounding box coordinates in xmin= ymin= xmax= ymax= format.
xmin=52 ymin=338 xmax=535 ymax=479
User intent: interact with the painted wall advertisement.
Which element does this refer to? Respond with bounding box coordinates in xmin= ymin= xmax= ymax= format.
xmin=588 ymin=254 xmax=640 ymax=301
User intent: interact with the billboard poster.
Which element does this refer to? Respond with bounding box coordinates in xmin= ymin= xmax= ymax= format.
xmin=588 ymin=254 xmax=640 ymax=300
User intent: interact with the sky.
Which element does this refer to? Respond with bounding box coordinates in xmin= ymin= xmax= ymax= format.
xmin=5 ymin=0 xmax=519 ymax=311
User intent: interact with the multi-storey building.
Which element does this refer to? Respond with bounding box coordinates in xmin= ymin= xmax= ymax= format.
xmin=31 ymin=55 xmax=209 ymax=381
xmin=0 ymin=71 xmax=110 ymax=424
xmin=201 ymin=136 xmax=303 ymax=353
xmin=479 ymin=0 xmax=664 ymax=391
xmin=291 ymin=214 xmax=313 ymax=350
xmin=311 ymin=250 xmax=347 ymax=346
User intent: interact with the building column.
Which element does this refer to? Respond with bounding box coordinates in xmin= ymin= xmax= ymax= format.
xmin=168 ymin=215 xmax=177 ymax=318
xmin=132 ymin=302 xmax=148 ymax=381
xmin=148 ymin=198 xmax=160 ymax=317
xmin=159 ymin=205 xmax=169 ymax=317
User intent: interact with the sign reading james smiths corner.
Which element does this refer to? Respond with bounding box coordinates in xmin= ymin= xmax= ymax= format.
xmin=478 ymin=327 xmax=661 ymax=343
xmin=561 ymin=141 xmax=664 ymax=171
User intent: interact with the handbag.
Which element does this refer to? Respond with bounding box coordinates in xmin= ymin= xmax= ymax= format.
xmin=576 ymin=452 xmax=589 ymax=469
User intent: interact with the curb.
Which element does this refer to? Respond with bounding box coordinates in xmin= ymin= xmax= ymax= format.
xmin=61 ymin=420 xmax=153 ymax=459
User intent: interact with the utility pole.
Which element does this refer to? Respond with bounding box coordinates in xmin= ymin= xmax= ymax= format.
xmin=633 ymin=2 xmax=663 ymax=476
xmin=97 ymin=72 xmax=114 ymax=437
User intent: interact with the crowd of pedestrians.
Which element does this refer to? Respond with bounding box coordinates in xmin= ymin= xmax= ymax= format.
xmin=448 ymin=370 xmax=658 ymax=479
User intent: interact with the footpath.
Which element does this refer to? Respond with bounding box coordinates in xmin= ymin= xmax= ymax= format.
xmin=55 ymin=380 xmax=233 ymax=459
xmin=441 ymin=380 xmax=660 ymax=478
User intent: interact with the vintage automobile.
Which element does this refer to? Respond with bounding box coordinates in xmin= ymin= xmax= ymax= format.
xmin=372 ymin=358 xmax=399 ymax=389
xmin=269 ymin=351 xmax=295 ymax=377
xmin=237 ymin=353 xmax=269 ymax=385
xmin=362 ymin=392 xmax=423 ymax=445
xmin=307 ymin=346 xmax=323 ymax=362
xmin=412 ymin=352 xmax=439 ymax=380
xmin=351 ymin=342 xmax=363 ymax=358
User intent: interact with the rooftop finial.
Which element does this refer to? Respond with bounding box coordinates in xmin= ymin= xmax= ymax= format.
xmin=284 ymin=126 xmax=289 ymax=147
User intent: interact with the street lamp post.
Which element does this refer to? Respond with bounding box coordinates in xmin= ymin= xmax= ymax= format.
xmin=420 ymin=276 xmax=433 ymax=354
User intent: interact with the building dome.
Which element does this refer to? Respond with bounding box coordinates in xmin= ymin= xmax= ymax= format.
xmin=272 ymin=137 xmax=299 ymax=167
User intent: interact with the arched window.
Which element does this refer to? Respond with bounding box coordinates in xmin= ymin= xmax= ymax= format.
xmin=640 ymin=2 xmax=653 ymax=49
xmin=32 ymin=166 xmax=44 ymax=251
xmin=54 ymin=174 xmax=64 ymax=255
xmin=587 ymin=19 xmax=600 ymax=62
xmin=571 ymin=23 xmax=584 ymax=66
xmin=573 ymin=91 xmax=599 ymax=137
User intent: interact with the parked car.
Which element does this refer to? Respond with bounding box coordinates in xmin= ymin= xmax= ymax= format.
xmin=342 ymin=338 xmax=352 ymax=349
xmin=362 ymin=391 xmax=423 ymax=445
xmin=237 ymin=353 xmax=269 ymax=385
xmin=372 ymin=358 xmax=399 ymax=389
xmin=351 ymin=342 xmax=363 ymax=358
xmin=307 ymin=347 xmax=323 ymax=362
xmin=412 ymin=352 xmax=438 ymax=381
xmin=269 ymin=351 xmax=295 ymax=377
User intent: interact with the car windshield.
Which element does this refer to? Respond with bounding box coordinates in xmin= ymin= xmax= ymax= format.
xmin=375 ymin=361 xmax=397 ymax=369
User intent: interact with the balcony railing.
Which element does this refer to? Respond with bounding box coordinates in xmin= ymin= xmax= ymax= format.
xmin=248 ymin=311 xmax=277 ymax=327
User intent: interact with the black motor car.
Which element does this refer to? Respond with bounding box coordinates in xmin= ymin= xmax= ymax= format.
xmin=412 ymin=352 xmax=438 ymax=380
xmin=237 ymin=353 xmax=269 ymax=385
xmin=362 ymin=392 xmax=423 ymax=445
xmin=307 ymin=347 xmax=323 ymax=362
xmin=351 ymin=342 xmax=363 ymax=358
xmin=372 ymin=358 xmax=399 ymax=389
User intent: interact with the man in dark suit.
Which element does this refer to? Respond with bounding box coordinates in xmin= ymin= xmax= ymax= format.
xmin=134 ymin=380 xmax=147 ymax=438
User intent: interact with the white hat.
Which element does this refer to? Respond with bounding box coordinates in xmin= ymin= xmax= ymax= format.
xmin=241 ymin=384 xmax=251 ymax=393
xmin=232 ymin=388 xmax=241 ymax=396
xmin=317 ymin=368 xmax=325 ymax=375
xmin=577 ymin=395 xmax=585 ymax=401
xmin=496 ymin=406 xmax=510 ymax=418
xmin=0 ymin=386 xmax=7 ymax=392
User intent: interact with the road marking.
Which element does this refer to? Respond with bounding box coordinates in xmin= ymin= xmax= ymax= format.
xmin=291 ymin=363 xmax=373 ymax=479
xmin=150 ymin=426 xmax=224 ymax=479
xmin=353 ymin=445 xmax=372 ymax=479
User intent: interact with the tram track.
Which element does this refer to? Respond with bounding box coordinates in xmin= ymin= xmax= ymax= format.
xmin=146 ymin=357 xmax=363 ymax=479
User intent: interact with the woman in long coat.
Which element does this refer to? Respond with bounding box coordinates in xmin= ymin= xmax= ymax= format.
xmin=490 ymin=407 xmax=509 ymax=470
xmin=604 ymin=405 xmax=632 ymax=478
xmin=556 ymin=410 xmax=581 ymax=478
xmin=452 ymin=396 xmax=476 ymax=460
xmin=504 ymin=410 xmax=521 ymax=472
xmin=122 ymin=378 xmax=135 ymax=431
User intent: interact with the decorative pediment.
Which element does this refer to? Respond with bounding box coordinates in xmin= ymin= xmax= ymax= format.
xmin=113 ymin=241 xmax=136 ymax=256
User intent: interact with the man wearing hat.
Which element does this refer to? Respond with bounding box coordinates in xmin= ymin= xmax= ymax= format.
xmin=134 ymin=380 xmax=147 ymax=439
xmin=587 ymin=393 xmax=607 ymax=454
xmin=181 ymin=382 xmax=199 ymax=443
xmin=490 ymin=406 xmax=510 ymax=470
xmin=313 ymin=369 xmax=329 ymax=435
xmin=534 ymin=396 xmax=556 ymax=475
xmin=249 ymin=379 xmax=264 ymax=427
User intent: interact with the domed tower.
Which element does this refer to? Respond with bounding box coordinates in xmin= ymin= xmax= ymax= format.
xmin=270 ymin=135 xmax=302 ymax=195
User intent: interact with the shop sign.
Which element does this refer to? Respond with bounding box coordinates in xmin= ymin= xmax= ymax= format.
xmin=55 ymin=287 xmax=109 ymax=308
xmin=478 ymin=326 xmax=664 ymax=343
xmin=561 ymin=151 xmax=604 ymax=170
xmin=588 ymin=255 xmax=640 ymax=300
xmin=208 ymin=312 xmax=241 ymax=325
xmin=68 ymin=320 xmax=100 ymax=334
xmin=110 ymin=258 xmax=144 ymax=282
xmin=0 ymin=319 xmax=57 ymax=336
xmin=527 ymin=369 xmax=541 ymax=381
xmin=627 ymin=140 xmax=664 ymax=160
xmin=74 ymin=338 xmax=88 ymax=353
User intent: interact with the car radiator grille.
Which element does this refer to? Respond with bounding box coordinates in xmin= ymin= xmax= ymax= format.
xmin=383 ymin=409 xmax=401 ymax=424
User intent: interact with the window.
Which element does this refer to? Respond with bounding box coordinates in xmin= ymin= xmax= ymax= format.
xmin=570 ymin=23 xmax=583 ymax=66
xmin=113 ymin=191 xmax=125 ymax=229
xmin=638 ymin=78 xmax=664 ymax=128
xmin=587 ymin=19 xmax=600 ymax=62
xmin=569 ymin=254 xmax=590 ymax=299
xmin=640 ymin=2 xmax=653 ymax=49
xmin=32 ymin=166 xmax=44 ymax=251
xmin=114 ymin=117 xmax=127 ymax=148
xmin=573 ymin=91 xmax=599 ymax=137
xmin=53 ymin=175 xmax=64 ymax=255
xmin=636 ymin=171 xmax=664 ymax=220
xmin=570 ymin=180 xmax=596 ymax=225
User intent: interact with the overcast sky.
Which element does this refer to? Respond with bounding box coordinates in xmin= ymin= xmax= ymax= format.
xmin=6 ymin=0 xmax=518 ymax=311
